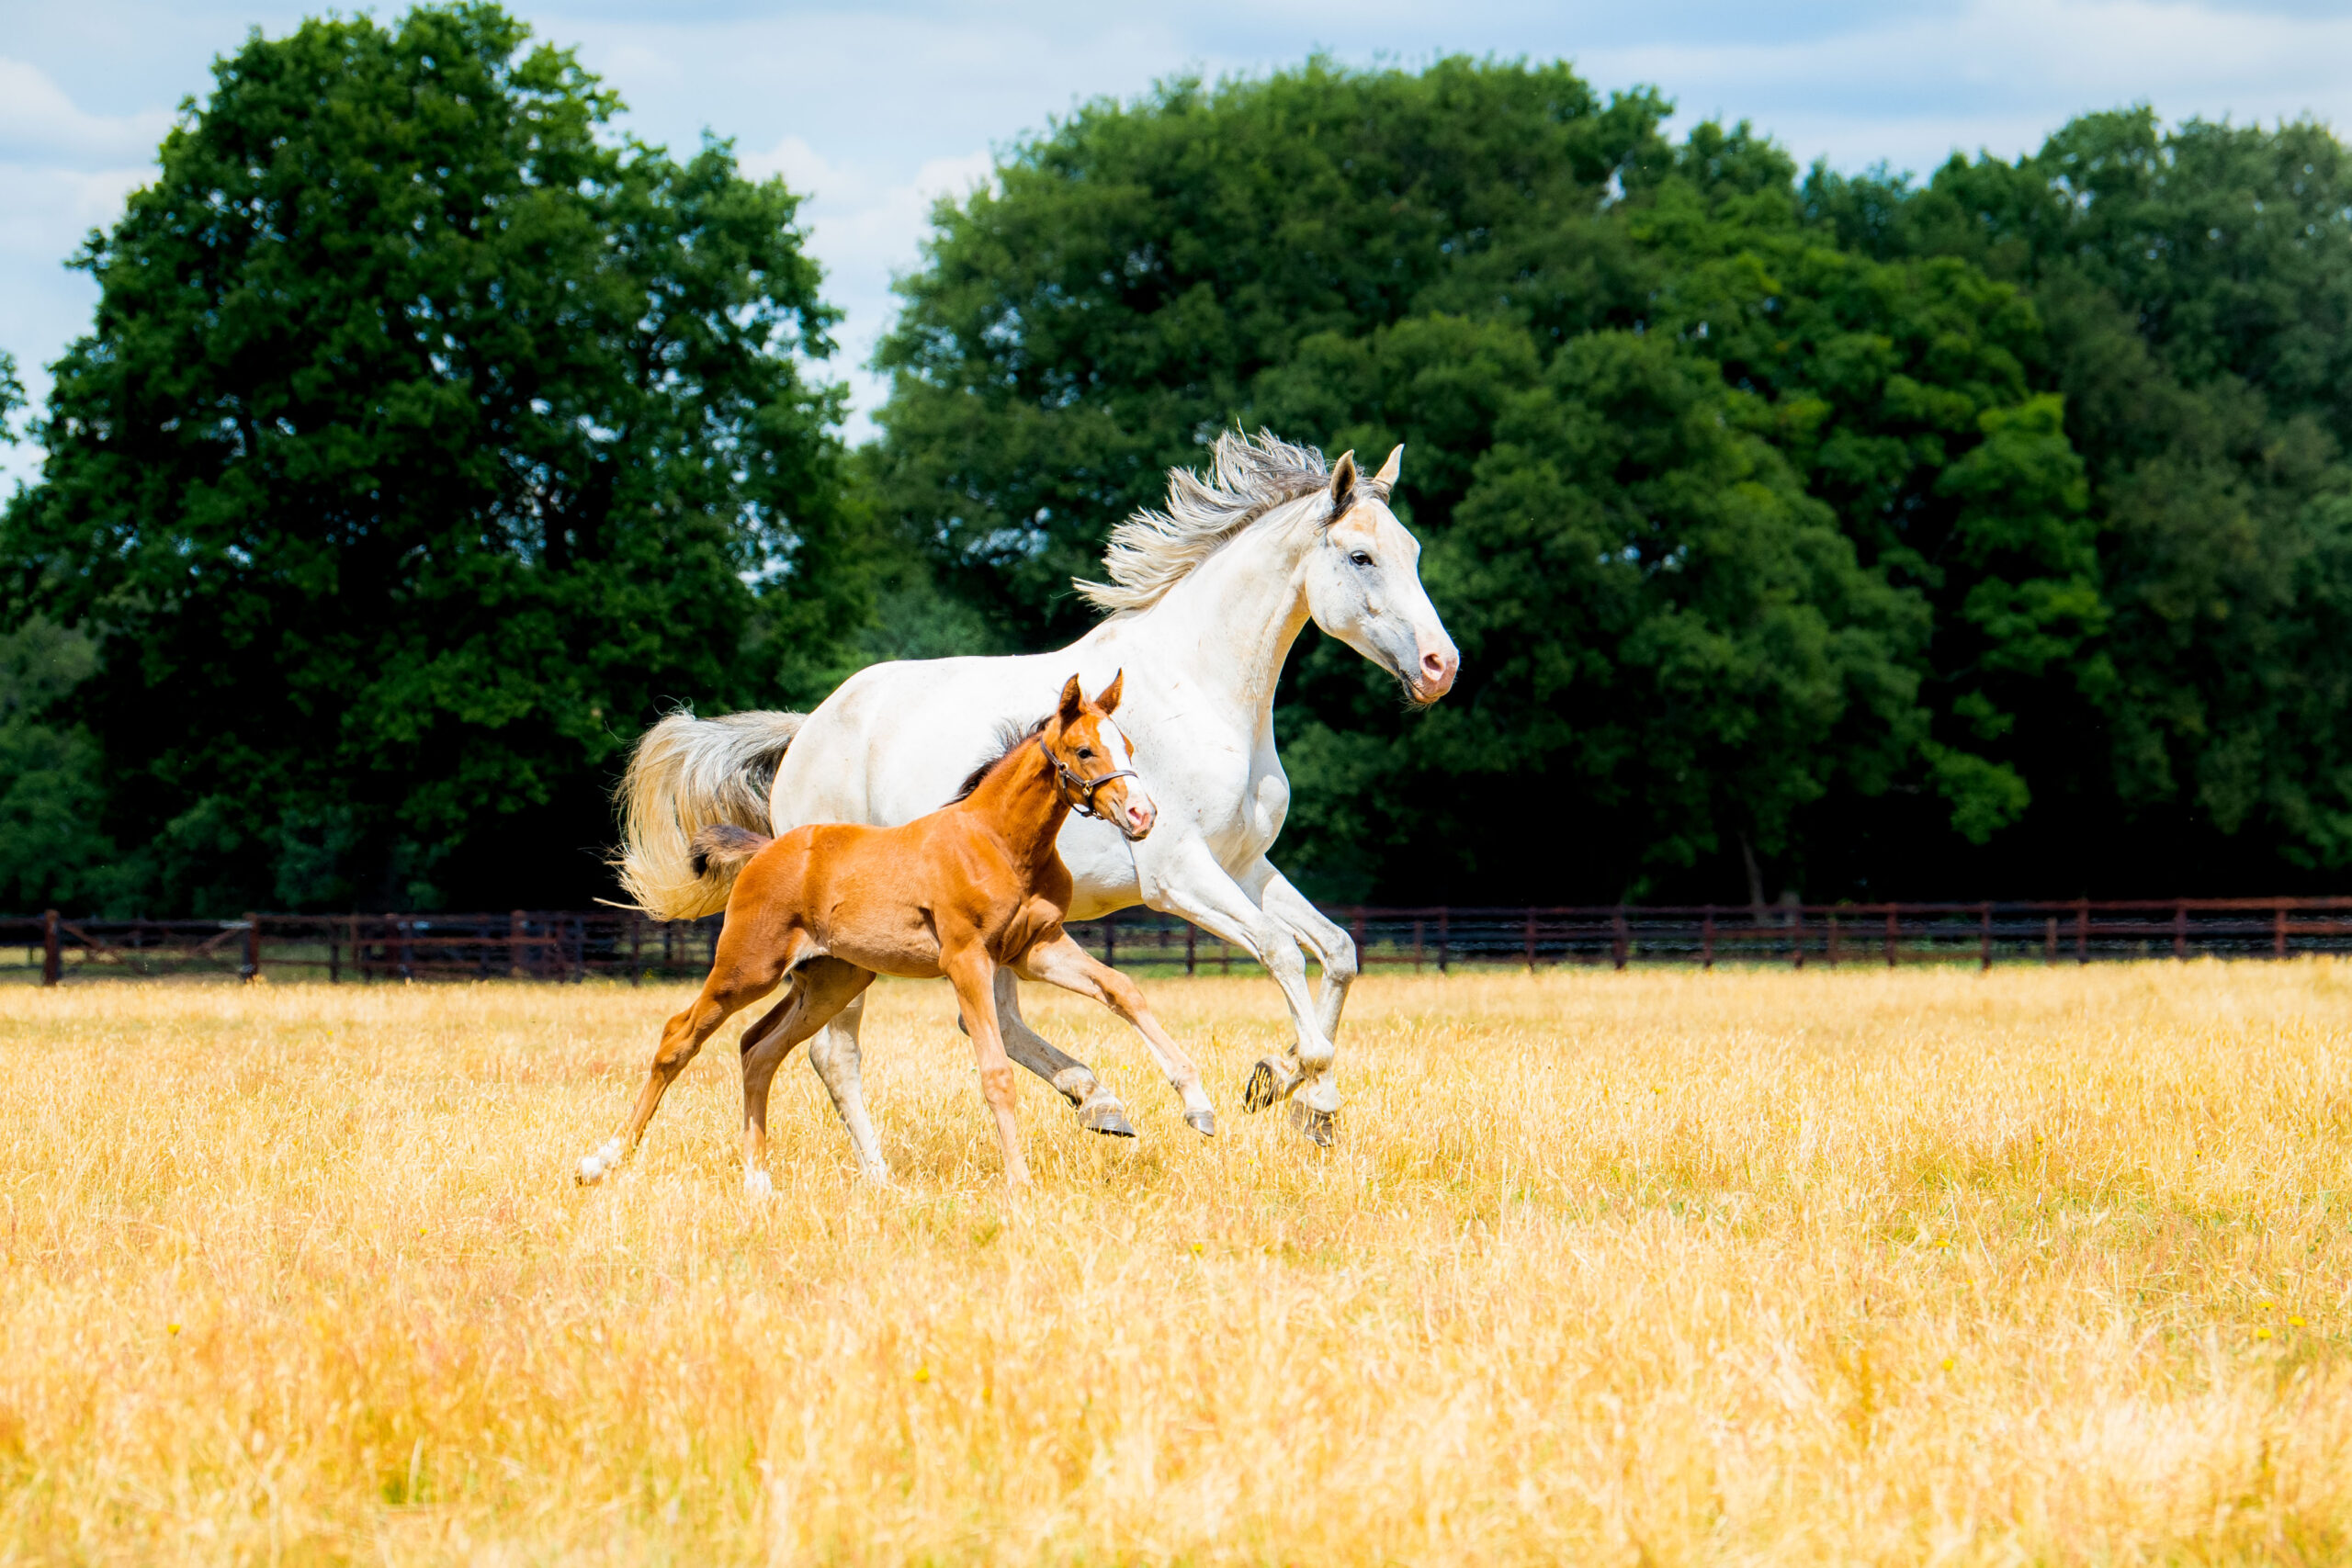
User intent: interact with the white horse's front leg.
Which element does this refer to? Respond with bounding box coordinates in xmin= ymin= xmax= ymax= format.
xmin=1251 ymin=864 xmax=1357 ymax=1137
xmin=1141 ymin=838 xmax=1335 ymax=1143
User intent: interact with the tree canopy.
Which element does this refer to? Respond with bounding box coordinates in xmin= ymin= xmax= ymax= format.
xmin=13 ymin=33 xmax=2352 ymax=912
xmin=871 ymin=61 xmax=2223 ymax=902
xmin=0 ymin=4 xmax=861 ymax=913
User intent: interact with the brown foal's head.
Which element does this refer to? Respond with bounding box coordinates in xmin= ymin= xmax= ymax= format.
xmin=1043 ymin=671 xmax=1155 ymax=840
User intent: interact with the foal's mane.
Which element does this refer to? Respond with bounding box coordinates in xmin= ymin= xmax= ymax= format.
xmin=1073 ymin=429 xmax=1389 ymax=615
xmin=947 ymin=716 xmax=1049 ymax=806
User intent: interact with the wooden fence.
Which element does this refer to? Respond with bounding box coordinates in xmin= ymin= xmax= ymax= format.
xmin=11 ymin=897 xmax=2352 ymax=985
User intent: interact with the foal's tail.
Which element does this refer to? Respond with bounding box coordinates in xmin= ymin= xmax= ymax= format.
xmin=688 ymin=824 xmax=775 ymax=878
xmin=611 ymin=709 xmax=805 ymax=920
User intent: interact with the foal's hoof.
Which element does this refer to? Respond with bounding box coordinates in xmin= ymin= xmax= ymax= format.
xmin=1243 ymin=1057 xmax=1296 ymax=1114
xmin=574 ymin=1137 xmax=623 ymax=1186
xmin=1287 ymin=1100 xmax=1338 ymax=1148
xmin=1183 ymin=1108 xmax=1217 ymax=1137
xmin=1079 ymin=1095 xmax=1137 ymax=1138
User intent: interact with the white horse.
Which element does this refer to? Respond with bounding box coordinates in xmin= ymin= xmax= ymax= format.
xmin=607 ymin=431 xmax=1457 ymax=1169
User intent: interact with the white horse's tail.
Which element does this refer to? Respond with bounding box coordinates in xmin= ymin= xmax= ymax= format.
xmin=612 ymin=709 xmax=805 ymax=920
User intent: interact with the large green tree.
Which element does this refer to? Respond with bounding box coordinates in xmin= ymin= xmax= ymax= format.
xmin=0 ymin=4 xmax=861 ymax=913
xmin=1807 ymin=109 xmax=2352 ymax=890
xmin=875 ymin=62 xmax=2079 ymax=902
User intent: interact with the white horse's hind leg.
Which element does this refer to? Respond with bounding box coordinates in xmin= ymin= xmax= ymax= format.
xmin=1014 ymin=934 xmax=1216 ymax=1135
xmin=1254 ymin=867 xmax=1357 ymax=1139
xmin=991 ymin=970 xmax=1137 ymax=1138
xmin=805 ymin=994 xmax=890 ymax=1181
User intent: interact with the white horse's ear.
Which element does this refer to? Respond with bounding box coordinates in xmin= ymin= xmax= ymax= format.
xmin=1374 ymin=444 xmax=1403 ymax=488
xmin=1093 ymin=669 xmax=1124 ymax=714
xmin=1329 ymin=449 xmax=1358 ymax=510
xmin=1057 ymin=674 xmax=1085 ymax=722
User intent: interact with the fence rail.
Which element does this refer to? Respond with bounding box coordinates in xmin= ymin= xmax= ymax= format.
xmin=10 ymin=897 xmax=2352 ymax=986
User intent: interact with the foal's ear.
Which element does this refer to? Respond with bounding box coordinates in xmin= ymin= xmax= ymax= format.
xmin=1093 ymin=669 xmax=1124 ymax=715
xmin=1057 ymin=673 xmax=1085 ymax=723
xmin=1329 ymin=449 xmax=1358 ymax=513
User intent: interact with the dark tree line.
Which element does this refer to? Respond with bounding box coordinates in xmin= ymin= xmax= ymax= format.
xmin=6 ymin=17 xmax=2351 ymax=913
xmin=870 ymin=64 xmax=2352 ymax=906
xmin=1 ymin=5 xmax=865 ymax=913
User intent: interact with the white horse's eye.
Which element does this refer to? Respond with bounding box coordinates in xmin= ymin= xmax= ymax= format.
xmin=1350 ymin=550 xmax=1374 ymax=568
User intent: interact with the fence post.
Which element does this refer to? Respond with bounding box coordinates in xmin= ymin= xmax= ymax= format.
xmin=242 ymin=912 xmax=260 ymax=982
xmin=41 ymin=909 xmax=60 ymax=987
xmin=2276 ymin=905 xmax=2289 ymax=960
xmin=1792 ymin=906 xmax=1804 ymax=971
xmin=2044 ymin=916 xmax=2057 ymax=964
xmin=1884 ymin=907 xmax=1898 ymax=968
xmin=1185 ymin=920 xmax=1196 ymax=976
xmin=1523 ymin=909 xmax=1536 ymax=972
xmin=1979 ymin=903 xmax=1993 ymax=971
xmin=510 ymin=909 xmax=527 ymax=979
xmin=1351 ymin=908 xmax=1366 ymax=974
xmin=2075 ymin=899 xmax=2088 ymax=964
xmin=1103 ymin=912 xmax=1116 ymax=969
xmin=1702 ymin=905 xmax=1715 ymax=970
xmin=1611 ymin=905 xmax=1629 ymax=971
xmin=1438 ymin=908 xmax=1450 ymax=975
xmin=2174 ymin=900 xmax=2188 ymax=961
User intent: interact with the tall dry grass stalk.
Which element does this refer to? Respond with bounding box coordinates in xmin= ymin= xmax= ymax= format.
xmin=1 ymin=964 xmax=2348 ymax=1563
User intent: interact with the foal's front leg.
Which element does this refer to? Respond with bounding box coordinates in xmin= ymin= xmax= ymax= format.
xmin=944 ymin=946 xmax=1032 ymax=1189
xmin=1014 ymin=933 xmax=1216 ymax=1135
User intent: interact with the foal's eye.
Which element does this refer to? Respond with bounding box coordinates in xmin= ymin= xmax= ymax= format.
xmin=1077 ymin=747 xmax=1095 ymax=760
xmin=1350 ymin=550 xmax=1374 ymax=568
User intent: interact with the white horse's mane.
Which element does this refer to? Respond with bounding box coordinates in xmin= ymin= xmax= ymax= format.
xmin=1074 ymin=429 xmax=1385 ymax=615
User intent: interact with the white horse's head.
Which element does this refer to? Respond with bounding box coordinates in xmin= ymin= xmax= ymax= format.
xmin=1301 ymin=446 xmax=1460 ymax=705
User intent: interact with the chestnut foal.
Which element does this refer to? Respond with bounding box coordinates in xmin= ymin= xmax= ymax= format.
xmin=576 ymin=673 xmax=1216 ymax=1191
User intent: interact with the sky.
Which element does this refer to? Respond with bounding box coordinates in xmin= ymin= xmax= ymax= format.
xmin=7 ymin=0 xmax=2352 ymax=487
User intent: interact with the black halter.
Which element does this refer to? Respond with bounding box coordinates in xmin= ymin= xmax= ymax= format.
xmin=1037 ymin=736 xmax=1138 ymax=826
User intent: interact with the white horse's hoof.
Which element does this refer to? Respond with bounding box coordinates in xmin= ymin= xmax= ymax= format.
xmin=743 ymin=1168 xmax=775 ymax=1199
xmin=574 ymin=1137 xmax=623 ymax=1186
xmin=1183 ymin=1107 xmax=1217 ymax=1137
xmin=1079 ymin=1092 xmax=1137 ymax=1138
xmin=1243 ymin=1056 xmax=1297 ymax=1113
xmin=1287 ymin=1100 xmax=1337 ymax=1148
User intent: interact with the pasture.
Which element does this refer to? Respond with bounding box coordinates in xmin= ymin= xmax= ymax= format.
xmin=2 ymin=964 xmax=2349 ymax=1564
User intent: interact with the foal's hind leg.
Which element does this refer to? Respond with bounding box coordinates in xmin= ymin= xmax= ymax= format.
xmin=1015 ymin=934 xmax=1216 ymax=1135
xmin=739 ymin=958 xmax=876 ymax=1196
xmin=576 ymin=944 xmax=792 ymax=1185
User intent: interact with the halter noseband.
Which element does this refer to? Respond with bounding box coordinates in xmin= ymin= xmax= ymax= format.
xmin=1036 ymin=736 xmax=1139 ymax=829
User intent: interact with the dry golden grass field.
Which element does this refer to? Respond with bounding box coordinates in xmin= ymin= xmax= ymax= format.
xmin=3 ymin=964 xmax=2351 ymax=1565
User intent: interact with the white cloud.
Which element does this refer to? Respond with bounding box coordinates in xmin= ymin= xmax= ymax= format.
xmin=10 ymin=0 xmax=2352 ymax=477
xmin=733 ymin=133 xmax=996 ymax=434
xmin=1586 ymin=0 xmax=2352 ymax=173
xmin=0 ymin=57 xmax=171 ymax=166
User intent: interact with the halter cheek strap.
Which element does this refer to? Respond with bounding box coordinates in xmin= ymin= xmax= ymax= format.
xmin=1037 ymin=736 xmax=1139 ymax=828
